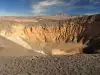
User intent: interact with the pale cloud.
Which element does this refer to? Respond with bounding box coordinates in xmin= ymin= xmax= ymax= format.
xmin=39 ymin=0 xmax=63 ymax=6
xmin=32 ymin=0 xmax=64 ymax=15
xmin=32 ymin=0 xmax=100 ymax=15
xmin=85 ymin=12 xmax=99 ymax=15
xmin=89 ymin=0 xmax=100 ymax=4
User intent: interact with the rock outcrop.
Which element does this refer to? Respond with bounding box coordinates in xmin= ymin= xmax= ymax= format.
xmin=24 ymin=14 xmax=100 ymax=54
xmin=24 ymin=14 xmax=100 ymax=44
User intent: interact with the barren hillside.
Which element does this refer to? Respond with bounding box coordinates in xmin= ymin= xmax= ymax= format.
xmin=0 ymin=14 xmax=100 ymax=55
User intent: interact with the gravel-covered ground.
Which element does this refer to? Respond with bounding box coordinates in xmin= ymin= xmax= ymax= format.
xmin=0 ymin=54 xmax=100 ymax=75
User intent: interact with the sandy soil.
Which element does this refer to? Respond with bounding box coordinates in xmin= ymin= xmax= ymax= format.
xmin=0 ymin=55 xmax=99 ymax=75
xmin=0 ymin=36 xmax=43 ymax=56
xmin=43 ymin=42 xmax=83 ymax=55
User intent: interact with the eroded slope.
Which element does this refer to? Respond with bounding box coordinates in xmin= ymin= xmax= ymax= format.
xmin=0 ymin=14 xmax=100 ymax=55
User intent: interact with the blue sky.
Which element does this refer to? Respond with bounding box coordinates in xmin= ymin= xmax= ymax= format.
xmin=0 ymin=0 xmax=100 ymax=16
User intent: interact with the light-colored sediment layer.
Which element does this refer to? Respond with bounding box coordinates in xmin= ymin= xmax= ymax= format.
xmin=0 ymin=35 xmax=46 ymax=56
xmin=52 ymin=42 xmax=83 ymax=55
xmin=4 ymin=36 xmax=32 ymax=49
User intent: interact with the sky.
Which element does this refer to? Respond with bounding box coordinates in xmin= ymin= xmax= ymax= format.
xmin=0 ymin=0 xmax=100 ymax=16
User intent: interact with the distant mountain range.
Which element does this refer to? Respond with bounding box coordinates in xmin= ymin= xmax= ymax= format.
xmin=0 ymin=13 xmax=98 ymax=22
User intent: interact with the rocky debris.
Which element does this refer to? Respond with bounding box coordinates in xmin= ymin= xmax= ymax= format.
xmin=0 ymin=55 xmax=100 ymax=75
